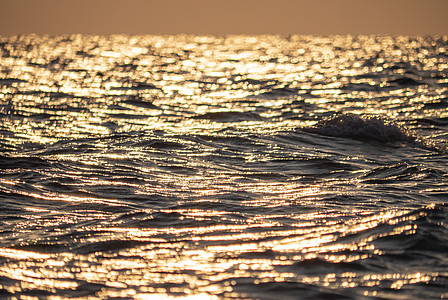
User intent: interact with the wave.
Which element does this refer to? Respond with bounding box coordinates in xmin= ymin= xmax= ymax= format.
xmin=0 ymin=155 xmax=51 ymax=170
xmin=303 ymin=114 xmax=446 ymax=153
xmin=360 ymin=162 xmax=444 ymax=183
xmin=387 ymin=76 xmax=424 ymax=87
xmin=193 ymin=111 xmax=265 ymax=122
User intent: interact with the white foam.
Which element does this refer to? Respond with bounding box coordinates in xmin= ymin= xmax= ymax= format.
xmin=304 ymin=114 xmax=446 ymax=153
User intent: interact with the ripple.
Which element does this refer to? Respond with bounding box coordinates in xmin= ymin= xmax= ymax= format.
xmin=0 ymin=34 xmax=447 ymax=299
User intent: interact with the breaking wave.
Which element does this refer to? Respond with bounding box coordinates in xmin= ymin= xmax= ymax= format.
xmin=304 ymin=114 xmax=446 ymax=152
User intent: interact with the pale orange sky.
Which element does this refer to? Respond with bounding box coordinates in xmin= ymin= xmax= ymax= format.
xmin=1 ymin=0 xmax=447 ymax=35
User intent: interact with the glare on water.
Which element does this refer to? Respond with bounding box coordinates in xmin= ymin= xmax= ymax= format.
xmin=0 ymin=35 xmax=447 ymax=299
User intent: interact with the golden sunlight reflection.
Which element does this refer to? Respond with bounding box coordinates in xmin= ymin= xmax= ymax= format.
xmin=1 ymin=35 xmax=447 ymax=299
xmin=0 ymin=204 xmax=433 ymax=297
xmin=4 ymin=35 xmax=443 ymax=145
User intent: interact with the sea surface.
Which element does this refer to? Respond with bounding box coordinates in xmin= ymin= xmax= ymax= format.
xmin=0 ymin=35 xmax=447 ymax=299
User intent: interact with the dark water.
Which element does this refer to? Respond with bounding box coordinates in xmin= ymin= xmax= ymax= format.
xmin=0 ymin=35 xmax=447 ymax=299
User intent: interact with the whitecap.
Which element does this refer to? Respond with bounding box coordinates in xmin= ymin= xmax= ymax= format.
xmin=303 ymin=114 xmax=446 ymax=153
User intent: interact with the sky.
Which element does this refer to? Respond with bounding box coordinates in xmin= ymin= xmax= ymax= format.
xmin=0 ymin=0 xmax=447 ymax=36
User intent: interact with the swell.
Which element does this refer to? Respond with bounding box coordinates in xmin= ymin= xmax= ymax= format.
xmin=280 ymin=204 xmax=448 ymax=283
xmin=303 ymin=113 xmax=447 ymax=153
xmin=1 ymin=202 xmax=445 ymax=299
xmin=0 ymin=35 xmax=447 ymax=299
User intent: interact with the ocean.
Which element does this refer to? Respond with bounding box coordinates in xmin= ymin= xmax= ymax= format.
xmin=0 ymin=34 xmax=447 ymax=299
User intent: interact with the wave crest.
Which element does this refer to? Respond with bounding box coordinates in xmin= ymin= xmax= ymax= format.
xmin=305 ymin=114 xmax=411 ymax=141
xmin=304 ymin=114 xmax=446 ymax=152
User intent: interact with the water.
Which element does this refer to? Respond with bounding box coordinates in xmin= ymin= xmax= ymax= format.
xmin=0 ymin=35 xmax=447 ymax=299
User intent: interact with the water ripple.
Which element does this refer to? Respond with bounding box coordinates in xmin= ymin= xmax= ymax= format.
xmin=0 ymin=35 xmax=447 ymax=299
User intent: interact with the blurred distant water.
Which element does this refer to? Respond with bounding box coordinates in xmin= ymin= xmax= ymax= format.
xmin=0 ymin=34 xmax=447 ymax=299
